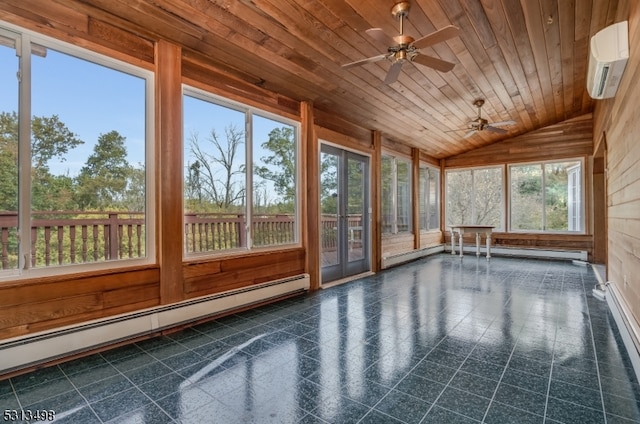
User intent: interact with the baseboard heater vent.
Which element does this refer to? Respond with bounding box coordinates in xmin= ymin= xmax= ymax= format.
xmin=0 ymin=274 xmax=310 ymax=376
xmin=605 ymin=282 xmax=640 ymax=384
xmin=382 ymin=244 xmax=445 ymax=269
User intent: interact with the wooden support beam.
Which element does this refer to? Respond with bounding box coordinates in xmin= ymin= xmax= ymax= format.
xmin=372 ymin=130 xmax=382 ymax=272
xmin=156 ymin=40 xmax=184 ymax=304
xmin=412 ymin=148 xmax=420 ymax=250
xmin=302 ymin=101 xmax=320 ymax=290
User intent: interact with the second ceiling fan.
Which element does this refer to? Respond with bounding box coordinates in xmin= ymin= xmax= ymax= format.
xmin=342 ymin=1 xmax=459 ymax=84
xmin=459 ymin=99 xmax=516 ymax=138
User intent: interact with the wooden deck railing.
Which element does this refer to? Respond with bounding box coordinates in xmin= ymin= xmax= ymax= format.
xmin=1 ymin=212 xmax=362 ymax=270
xmin=0 ymin=211 xmax=144 ymax=269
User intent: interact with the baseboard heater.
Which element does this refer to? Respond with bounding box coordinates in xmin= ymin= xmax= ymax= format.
xmin=445 ymin=246 xmax=588 ymax=261
xmin=382 ymin=244 xmax=445 ymax=269
xmin=0 ymin=274 xmax=310 ymax=376
xmin=604 ymin=282 xmax=640 ymax=384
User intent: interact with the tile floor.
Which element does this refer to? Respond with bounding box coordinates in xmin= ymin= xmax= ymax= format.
xmin=1 ymin=254 xmax=640 ymax=423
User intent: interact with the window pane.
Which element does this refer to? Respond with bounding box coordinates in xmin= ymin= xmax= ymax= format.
xmin=545 ymin=161 xmax=581 ymax=231
xmin=419 ymin=168 xmax=428 ymax=230
xmin=446 ymin=168 xmax=502 ymax=229
xmin=428 ymin=167 xmax=440 ymax=230
xmin=320 ymin=151 xmax=339 ymax=267
xmin=396 ymin=159 xmax=412 ymax=233
xmin=420 ymin=166 xmax=440 ymax=231
xmin=30 ymin=48 xmax=147 ymax=268
xmin=446 ymin=170 xmax=473 ymax=226
xmin=510 ymin=164 xmax=543 ymax=230
xmin=0 ymin=34 xmax=19 ymax=271
xmin=473 ymin=168 xmax=502 ymax=228
xmin=252 ymin=115 xmax=297 ymax=247
xmin=567 ymin=164 xmax=581 ymax=231
xmin=184 ymin=95 xmax=246 ymax=252
xmin=381 ymin=155 xmax=393 ymax=234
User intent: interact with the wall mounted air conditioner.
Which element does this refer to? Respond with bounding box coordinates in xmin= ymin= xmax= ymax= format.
xmin=587 ymin=21 xmax=629 ymax=99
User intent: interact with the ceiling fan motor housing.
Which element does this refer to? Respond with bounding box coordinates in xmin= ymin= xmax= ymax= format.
xmin=391 ymin=2 xmax=411 ymax=20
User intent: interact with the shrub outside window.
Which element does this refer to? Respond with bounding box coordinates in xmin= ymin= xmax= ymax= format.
xmin=510 ymin=160 xmax=583 ymax=232
xmin=446 ymin=167 xmax=503 ymax=230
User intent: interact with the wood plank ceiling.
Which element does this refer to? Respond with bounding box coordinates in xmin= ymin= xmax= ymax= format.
xmin=13 ymin=0 xmax=622 ymax=158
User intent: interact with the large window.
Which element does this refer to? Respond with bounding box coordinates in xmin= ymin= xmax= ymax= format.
xmin=381 ymin=154 xmax=412 ymax=234
xmin=419 ymin=165 xmax=440 ymax=231
xmin=510 ymin=160 xmax=583 ymax=232
xmin=183 ymin=87 xmax=299 ymax=254
xmin=446 ymin=167 xmax=503 ymax=230
xmin=0 ymin=25 xmax=153 ymax=277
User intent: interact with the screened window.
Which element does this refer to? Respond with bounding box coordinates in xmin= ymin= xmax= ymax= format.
xmin=510 ymin=160 xmax=583 ymax=232
xmin=381 ymin=154 xmax=412 ymax=234
xmin=183 ymin=88 xmax=298 ymax=254
xmin=446 ymin=167 xmax=503 ymax=230
xmin=0 ymin=25 xmax=153 ymax=277
xmin=419 ymin=165 xmax=440 ymax=231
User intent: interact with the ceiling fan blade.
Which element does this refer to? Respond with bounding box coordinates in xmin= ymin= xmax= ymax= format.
xmin=485 ymin=125 xmax=508 ymax=134
xmin=411 ymin=25 xmax=460 ymax=49
xmin=365 ymin=28 xmax=395 ymax=46
xmin=412 ymin=54 xmax=456 ymax=72
xmin=342 ymin=53 xmax=388 ymax=69
xmin=463 ymin=129 xmax=477 ymax=139
xmin=384 ymin=61 xmax=404 ymax=84
xmin=488 ymin=120 xmax=516 ymax=127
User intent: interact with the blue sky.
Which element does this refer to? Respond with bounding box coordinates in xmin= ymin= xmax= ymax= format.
xmin=32 ymin=48 xmax=147 ymax=175
xmin=0 ymin=37 xmax=295 ymax=209
xmin=1 ymin=42 xmax=291 ymax=181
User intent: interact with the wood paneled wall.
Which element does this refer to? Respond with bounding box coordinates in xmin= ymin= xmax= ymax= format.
xmin=593 ymin=0 xmax=640 ymax=333
xmin=0 ymin=267 xmax=160 ymax=339
xmin=0 ymin=5 xmax=307 ymax=341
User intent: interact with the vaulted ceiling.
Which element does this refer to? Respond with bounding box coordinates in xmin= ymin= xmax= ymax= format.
xmin=5 ymin=0 xmax=623 ymax=158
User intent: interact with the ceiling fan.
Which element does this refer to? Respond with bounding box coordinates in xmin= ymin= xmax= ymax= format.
xmin=342 ymin=1 xmax=459 ymax=84
xmin=458 ymin=99 xmax=516 ymax=138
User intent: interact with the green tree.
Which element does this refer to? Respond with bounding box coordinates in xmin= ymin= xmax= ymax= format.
xmin=254 ymin=127 xmax=296 ymax=203
xmin=121 ymin=164 xmax=146 ymax=212
xmin=0 ymin=111 xmax=83 ymax=211
xmin=75 ymin=130 xmax=131 ymax=209
xmin=31 ymin=114 xmax=83 ymax=170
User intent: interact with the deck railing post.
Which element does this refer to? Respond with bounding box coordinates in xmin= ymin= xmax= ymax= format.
xmin=108 ymin=213 xmax=119 ymax=260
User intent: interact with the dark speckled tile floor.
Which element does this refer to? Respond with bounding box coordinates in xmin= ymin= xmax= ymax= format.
xmin=2 ymin=254 xmax=640 ymax=423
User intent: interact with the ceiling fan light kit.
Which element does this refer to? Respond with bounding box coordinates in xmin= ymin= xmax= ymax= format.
xmin=342 ymin=1 xmax=459 ymax=84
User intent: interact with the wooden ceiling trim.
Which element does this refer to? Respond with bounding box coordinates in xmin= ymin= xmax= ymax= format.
xmin=313 ymin=108 xmax=372 ymax=143
xmin=87 ymin=18 xmax=155 ymax=64
xmin=86 ymin=0 xmax=207 ymax=43
xmin=2 ymin=0 xmax=89 ymax=34
xmin=182 ymin=58 xmax=301 ymax=121
xmin=2 ymin=0 xmax=155 ymax=68
xmin=57 ymin=0 xmax=158 ymax=41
